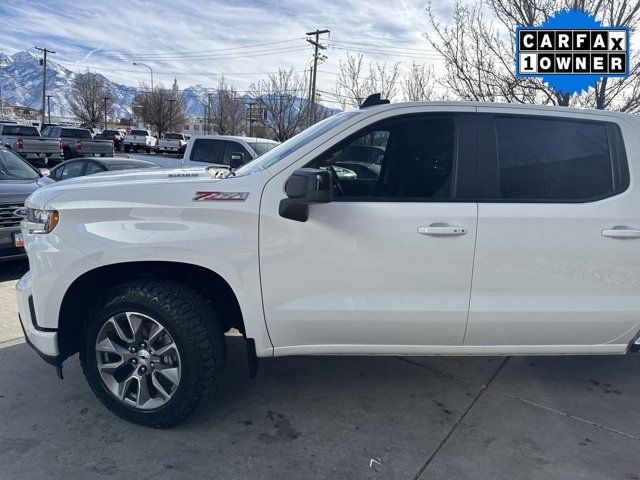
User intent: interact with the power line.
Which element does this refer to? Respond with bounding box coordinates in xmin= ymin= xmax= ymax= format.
xmin=54 ymin=38 xmax=305 ymax=58
xmin=103 ymin=45 xmax=311 ymax=63
xmin=328 ymin=45 xmax=441 ymax=60
xmin=329 ymin=39 xmax=438 ymax=54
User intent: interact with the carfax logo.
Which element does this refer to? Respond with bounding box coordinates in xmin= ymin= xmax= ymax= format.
xmin=516 ymin=9 xmax=630 ymax=95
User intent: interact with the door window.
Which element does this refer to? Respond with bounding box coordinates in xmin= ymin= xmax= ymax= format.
xmin=190 ymin=139 xmax=226 ymax=164
xmin=85 ymin=161 xmax=106 ymax=175
xmin=310 ymin=116 xmax=456 ymax=200
xmin=60 ymin=161 xmax=85 ymax=180
xmin=223 ymin=141 xmax=252 ymax=166
xmin=492 ymin=116 xmax=628 ymax=201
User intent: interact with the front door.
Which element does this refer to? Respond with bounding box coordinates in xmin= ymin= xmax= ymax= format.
xmin=259 ymin=113 xmax=479 ymax=353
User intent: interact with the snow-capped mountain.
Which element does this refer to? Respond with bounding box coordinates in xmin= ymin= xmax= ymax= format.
xmin=0 ymin=51 xmax=137 ymax=119
xmin=0 ymin=50 xmax=338 ymax=120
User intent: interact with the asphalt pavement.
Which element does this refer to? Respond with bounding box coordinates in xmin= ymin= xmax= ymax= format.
xmin=1 ymin=260 xmax=639 ymax=479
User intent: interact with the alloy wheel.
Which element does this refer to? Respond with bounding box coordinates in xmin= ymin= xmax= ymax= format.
xmin=95 ymin=312 xmax=181 ymax=410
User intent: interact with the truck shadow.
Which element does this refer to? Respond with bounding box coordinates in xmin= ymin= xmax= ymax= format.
xmin=0 ymin=259 xmax=28 ymax=282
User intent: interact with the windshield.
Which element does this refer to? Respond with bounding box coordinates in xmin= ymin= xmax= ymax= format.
xmin=234 ymin=111 xmax=360 ymax=176
xmin=251 ymin=142 xmax=278 ymax=156
xmin=109 ymin=163 xmax=157 ymax=171
xmin=0 ymin=149 xmax=38 ymax=180
xmin=2 ymin=126 xmax=40 ymax=136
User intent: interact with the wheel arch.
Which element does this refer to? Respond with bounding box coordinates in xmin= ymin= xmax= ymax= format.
xmin=57 ymin=261 xmax=246 ymax=361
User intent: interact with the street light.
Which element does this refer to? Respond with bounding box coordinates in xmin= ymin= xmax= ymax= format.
xmin=133 ymin=62 xmax=154 ymax=92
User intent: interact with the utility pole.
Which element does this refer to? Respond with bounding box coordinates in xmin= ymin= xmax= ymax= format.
xmin=306 ymin=29 xmax=329 ymax=126
xmin=102 ymin=96 xmax=111 ymax=130
xmin=167 ymin=98 xmax=176 ymax=132
xmin=207 ymin=92 xmax=214 ymax=135
xmin=46 ymin=95 xmax=52 ymax=125
xmin=35 ymin=47 xmax=55 ymax=127
xmin=0 ymin=84 xmax=4 ymax=118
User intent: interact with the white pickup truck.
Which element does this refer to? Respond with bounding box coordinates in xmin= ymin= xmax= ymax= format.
xmin=16 ymin=97 xmax=640 ymax=428
xmin=155 ymin=132 xmax=188 ymax=154
xmin=123 ymin=129 xmax=157 ymax=153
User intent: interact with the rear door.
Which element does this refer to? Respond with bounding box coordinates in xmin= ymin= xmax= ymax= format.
xmin=465 ymin=109 xmax=640 ymax=349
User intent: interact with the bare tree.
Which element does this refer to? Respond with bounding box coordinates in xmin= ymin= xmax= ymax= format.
xmin=68 ymin=72 xmax=112 ymax=127
xmin=211 ymin=76 xmax=245 ymax=135
xmin=249 ymin=69 xmax=309 ymax=141
xmin=333 ymin=52 xmax=400 ymax=108
xmin=132 ymin=83 xmax=187 ymax=135
xmin=402 ymin=63 xmax=436 ymax=101
xmin=426 ymin=0 xmax=640 ymax=111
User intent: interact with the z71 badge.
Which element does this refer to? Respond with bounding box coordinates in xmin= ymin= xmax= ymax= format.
xmin=193 ymin=191 xmax=249 ymax=201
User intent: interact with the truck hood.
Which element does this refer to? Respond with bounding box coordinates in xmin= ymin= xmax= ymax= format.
xmin=52 ymin=166 xmax=216 ymax=187
xmin=0 ymin=177 xmax=53 ymax=203
xmin=25 ymin=165 xmax=268 ymax=209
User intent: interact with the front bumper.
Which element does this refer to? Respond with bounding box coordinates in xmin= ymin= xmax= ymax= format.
xmin=16 ymin=271 xmax=60 ymax=360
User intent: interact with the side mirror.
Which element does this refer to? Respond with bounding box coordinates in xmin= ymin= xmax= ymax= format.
xmin=38 ymin=168 xmax=50 ymax=177
xmin=279 ymin=168 xmax=333 ymax=222
xmin=229 ymin=152 xmax=245 ymax=168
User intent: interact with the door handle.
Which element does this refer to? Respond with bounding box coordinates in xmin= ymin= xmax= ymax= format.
xmin=602 ymin=227 xmax=640 ymax=239
xmin=418 ymin=224 xmax=467 ymax=236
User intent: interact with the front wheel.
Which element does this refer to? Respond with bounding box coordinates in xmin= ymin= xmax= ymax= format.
xmin=80 ymin=281 xmax=226 ymax=428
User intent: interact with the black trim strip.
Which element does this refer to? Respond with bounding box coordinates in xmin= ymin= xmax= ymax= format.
xmin=28 ymin=295 xmax=57 ymax=333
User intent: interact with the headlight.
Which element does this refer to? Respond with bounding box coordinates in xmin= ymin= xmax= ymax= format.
xmin=25 ymin=208 xmax=59 ymax=234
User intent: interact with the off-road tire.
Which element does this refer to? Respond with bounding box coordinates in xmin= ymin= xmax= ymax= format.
xmin=80 ymin=280 xmax=226 ymax=428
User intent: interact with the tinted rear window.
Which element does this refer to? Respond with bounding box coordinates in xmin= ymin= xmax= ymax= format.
xmin=1 ymin=126 xmax=40 ymax=136
xmin=130 ymin=130 xmax=148 ymax=136
xmin=164 ymin=133 xmax=183 ymax=139
xmin=494 ymin=117 xmax=624 ymax=201
xmin=61 ymin=128 xmax=92 ymax=139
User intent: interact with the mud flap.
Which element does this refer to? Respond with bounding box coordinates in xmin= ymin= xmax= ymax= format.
xmin=245 ymin=337 xmax=259 ymax=378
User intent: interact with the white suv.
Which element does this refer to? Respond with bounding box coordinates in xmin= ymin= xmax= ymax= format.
xmin=16 ymin=97 xmax=640 ymax=427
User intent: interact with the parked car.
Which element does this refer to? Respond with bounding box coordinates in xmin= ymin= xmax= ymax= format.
xmin=0 ymin=124 xmax=63 ymax=167
xmin=49 ymin=157 xmax=158 ymax=181
xmin=99 ymin=129 xmax=126 ymax=151
xmin=123 ymin=129 xmax=157 ymax=153
xmin=156 ymin=132 xmax=188 ymax=154
xmin=41 ymin=126 xmax=114 ymax=160
xmin=16 ymin=97 xmax=640 ymax=428
xmin=0 ymin=146 xmax=53 ymax=261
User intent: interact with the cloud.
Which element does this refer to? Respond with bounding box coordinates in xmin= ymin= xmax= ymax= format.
xmin=0 ymin=0 xmax=441 ymax=104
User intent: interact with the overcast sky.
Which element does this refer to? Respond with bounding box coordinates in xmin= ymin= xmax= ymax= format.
xmin=0 ymin=0 xmax=452 ymax=106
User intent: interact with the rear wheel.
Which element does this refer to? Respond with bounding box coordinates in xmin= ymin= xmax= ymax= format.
xmin=145 ymin=146 xmax=151 ymax=154
xmin=124 ymin=145 xmax=130 ymax=153
xmin=80 ymin=281 xmax=226 ymax=428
